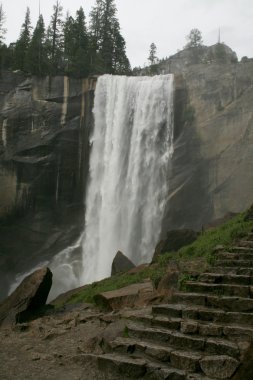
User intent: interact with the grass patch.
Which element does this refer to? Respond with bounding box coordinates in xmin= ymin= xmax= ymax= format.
xmin=177 ymin=212 xmax=253 ymax=260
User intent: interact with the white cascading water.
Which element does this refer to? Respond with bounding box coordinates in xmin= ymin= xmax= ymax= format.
xmin=8 ymin=74 xmax=174 ymax=301
xmin=81 ymin=74 xmax=174 ymax=284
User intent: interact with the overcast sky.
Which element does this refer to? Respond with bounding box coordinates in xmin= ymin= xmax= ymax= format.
xmin=2 ymin=0 xmax=253 ymax=67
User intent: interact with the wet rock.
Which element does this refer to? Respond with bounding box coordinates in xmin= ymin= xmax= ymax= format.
xmin=0 ymin=267 xmax=52 ymax=327
xmin=111 ymin=251 xmax=135 ymax=276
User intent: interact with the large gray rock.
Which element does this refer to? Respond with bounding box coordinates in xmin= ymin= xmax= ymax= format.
xmin=111 ymin=251 xmax=135 ymax=276
xmin=0 ymin=267 xmax=52 ymax=326
xmin=94 ymin=280 xmax=154 ymax=311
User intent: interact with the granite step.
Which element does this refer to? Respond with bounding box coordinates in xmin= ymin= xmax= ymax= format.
xmin=207 ymin=267 xmax=253 ymax=275
xmin=152 ymin=303 xmax=253 ymax=325
xmin=110 ymin=337 xmax=240 ymax=376
xmin=199 ymin=273 xmax=251 ymax=285
xmin=228 ymin=246 xmax=253 ymax=252
xmin=130 ymin=313 xmax=182 ymax=330
xmin=214 ymin=259 xmax=253 ymax=267
xmin=172 ymin=292 xmax=253 ymax=312
xmin=184 ymin=281 xmax=252 ymax=298
xmin=81 ymin=352 xmax=187 ymax=379
xmin=216 ymin=252 xmax=253 ymax=260
xmin=130 ymin=312 xmax=253 ymax=339
xmin=127 ymin=323 xmax=240 ymax=359
xmin=238 ymin=240 xmax=253 ymax=248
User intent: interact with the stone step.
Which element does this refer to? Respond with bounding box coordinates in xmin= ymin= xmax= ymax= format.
xmin=184 ymin=281 xmax=252 ymax=298
xmin=111 ymin=337 xmax=201 ymax=372
xmin=228 ymin=246 xmax=253 ymax=252
xmin=82 ymin=352 xmax=187 ymax=379
xmin=239 ymin=240 xmax=253 ymax=248
xmin=216 ymin=252 xmax=253 ymax=260
xmin=214 ymin=259 xmax=253 ymax=267
xmin=132 ymin=312 xmax=253 ymax=339
xmin=153 ymin=303 xmax=253 ymax=326
xmin=131 ymin=313 xmax=182 ymax=330
xmin=172 ymin=292 xmax=253 ymax=312
xmin=127 ymin=323 xmax=240 ymax=359
xmin=110 ymin=337 xmax=240 ymax=377
xmin=207 ymin=267 xmax=253 ymax=275
xmin=199 ymin=273 xmax=251 ymax=285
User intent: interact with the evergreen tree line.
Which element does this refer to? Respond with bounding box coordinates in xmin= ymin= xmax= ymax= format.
xmin=0 ymin=0 xmax=131 ymax=77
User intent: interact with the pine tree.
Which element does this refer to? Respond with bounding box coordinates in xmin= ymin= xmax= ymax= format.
xmin=185 ymin=29 xmax=203 ymax=48
xmin=13 ymin=7 xmax=32 ymax=71
xmin=148 ymin=42 xmax=157 ymax=65
xmin=0 ymin=3 xmax=6 ymax=46
xmin=72 ymin=7 xmax=89 ymax=77
xmin=89 ymin=0 xmax=105 ymax=72
xmin=47 ymin=0 xmax=63 ymax=75
xmin=0 ymin=3 xmax=7 ymax=72
xmin=111 ymin=20 xmax=130 ymax=74
xmin=26 ymin=15 xmax=47 ymax=76
xmin=89 ymin=0 xmax=130 ymax=74
xmin=63 ymin=12 xmax=75 ymax=72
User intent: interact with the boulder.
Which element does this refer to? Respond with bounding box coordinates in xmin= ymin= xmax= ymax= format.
xmin=0 ymin=267 xmax=52 ymax=327
xmin=153 ymin=229 xmax=199 ymax=261
xmin=157 ymin=267 xmax=179 ymax=297
xmin=111 ymin=251 xmax=135 ymax=276
xmin=200 ymin=355 xmax=239 ymax=379
xmin=94 ymin=280 xmax=154 ymax=311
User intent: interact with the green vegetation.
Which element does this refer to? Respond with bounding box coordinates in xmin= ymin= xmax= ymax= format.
xmin=0 ymin=0 xmax=130 ymax=77
xmin=54 ymin=210 xmax=253 ymax=308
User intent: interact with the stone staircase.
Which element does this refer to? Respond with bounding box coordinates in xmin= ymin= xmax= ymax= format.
xmin=83 ymin=232 xmax=253 ymax=379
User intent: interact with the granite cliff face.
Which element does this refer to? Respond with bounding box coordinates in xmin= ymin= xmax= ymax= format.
xmin=162 ymin=46 xmax=253 ymax=231
xmin=0 ymin=73 xmax=95 ymax=300
xmin=0 ymin=44 xmax=253 ymax=300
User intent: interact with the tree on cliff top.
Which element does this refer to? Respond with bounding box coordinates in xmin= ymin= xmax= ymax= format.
xmin=148 ymin=42 xmax=158 ymax=65
xmin=47 ymin=0 xmax=64 ymax=75
xmin=0 ymin=3 xmax=6 ymax=46
xmin=89 ymin=0 xmax=130 ymax=74
xmin=185 ymin=28 xmax=203 ymax=48
xmin=13 ymin=7 xmax=32 ymax=71
xmin=26 ymin=15 xmax=48 ymax=76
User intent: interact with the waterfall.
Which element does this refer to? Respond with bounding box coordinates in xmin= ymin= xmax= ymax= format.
xmin=81 ymin=74 xmax=174 ymax=284
xmin=7 ymin=74 xmax=174 ymax=302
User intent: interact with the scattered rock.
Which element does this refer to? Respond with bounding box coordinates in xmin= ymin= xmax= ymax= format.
xmin=200 ymin=355 xmax=239 ymax=379
xmin=153 ymin=229 xmax=199 ymax=261
xmin=111 ymin=251 xmax=135 ymax=276
xmin=0 ymin=267 xmax=52 ymax=327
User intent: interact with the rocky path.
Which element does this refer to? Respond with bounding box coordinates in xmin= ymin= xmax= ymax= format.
xmin=82 ymin=232 xmax=253 ymax=379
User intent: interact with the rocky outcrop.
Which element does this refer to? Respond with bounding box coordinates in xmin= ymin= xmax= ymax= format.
xmin=161 ymin=47 xmax=253 ymax=233
xmin=111 ymin=251 xmax=135 ymax=276
xmin=153 ymin=229 xmax=199 ymax=261
xmin=0 ymin=73 xmax=95 ymax=301
xmin=0 ymin=267 xmax=52 ymax=326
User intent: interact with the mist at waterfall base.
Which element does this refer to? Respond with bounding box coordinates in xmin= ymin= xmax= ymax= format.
xmin=8 ymin=74 xmax=174 ymax=302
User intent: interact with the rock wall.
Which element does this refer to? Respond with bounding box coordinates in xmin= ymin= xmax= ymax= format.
xmin=0 ymin=73 xmax=95 ymax=300
xmin=162 ymin=58 xmax=253 ymax=232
